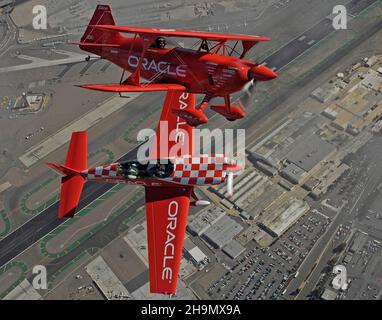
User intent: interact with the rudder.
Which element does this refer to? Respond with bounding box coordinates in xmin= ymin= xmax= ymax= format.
xmin=65 ymin=131 xmax=87 ymax=171
xmin=81 ymin=5 xmax=122 ymax=44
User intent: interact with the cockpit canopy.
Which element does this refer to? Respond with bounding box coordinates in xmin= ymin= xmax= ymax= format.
xmin=151 ymin=37 xmax=166 ymax=49
xmin=117 ymin=160 xmax=174 ymax=179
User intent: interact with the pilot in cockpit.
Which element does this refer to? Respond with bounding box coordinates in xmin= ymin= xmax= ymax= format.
xmin=146 ymin=162 xmax=166 ymax=178
xmin=153 ymin=37 xmax=166 ymax=49
xmin=146 ymin=161 xmax=171 ymax=178
xmin=118 ymin=160 xmax=173 ymax=180
xmin=125 ymin=163 xmax=139 ymax=180
xmin=155 ymin=163 xmax=168 ymax=178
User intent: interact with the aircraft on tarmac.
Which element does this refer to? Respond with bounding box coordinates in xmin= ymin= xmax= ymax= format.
xmin=47 ymin=90 xmax=241 ymax=295
xmin=76 ymin=5 xmax=277 ymax=126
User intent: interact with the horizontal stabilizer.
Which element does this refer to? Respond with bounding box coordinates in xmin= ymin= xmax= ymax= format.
xmin=78 ymin=83 xmax=186 ymax=93
xmin=47 ymin=163 xmax=80 ymax=176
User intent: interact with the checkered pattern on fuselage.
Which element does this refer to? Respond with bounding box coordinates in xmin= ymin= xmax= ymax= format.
xmin=164 ymin=155 xmax=227 ymax=185
xmin=81 ymin=164 xmax=118 ymax=179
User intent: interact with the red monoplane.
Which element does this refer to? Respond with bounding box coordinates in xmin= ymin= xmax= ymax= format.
xmin=47 ymin=90 xmax=241 ymax=295
xmin=77 ymin=5 xmax=277 ymax=126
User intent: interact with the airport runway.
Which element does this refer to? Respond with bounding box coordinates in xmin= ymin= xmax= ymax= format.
xmin=265 ymin=0 xmax=377 ymax=70
xmin=0 ymin=0 xmax=379 ymax=270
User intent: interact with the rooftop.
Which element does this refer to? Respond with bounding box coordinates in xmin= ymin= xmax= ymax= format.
xmin=187 ymin=206 xmax=225 ymax=236
xmin=285 ymin=134 xmax=335 ymax=172
xmin=188 ymin=247 xmax=208 ymax=263
xmin=86 ymin=255 xmax=130 ymax=300
xmin=202 ymin=215 xmax=243 ymax=249
xmin=222 ymin=240 xmax=246 ymax=259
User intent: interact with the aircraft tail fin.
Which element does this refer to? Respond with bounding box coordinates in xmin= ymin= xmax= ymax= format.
xmin=80 ymin=5 xmax=122 ymax=45
xmin=46 ymin=131 xmax=88 ymax=218
xmin=64 ymin=131 xmax=87 ymax=171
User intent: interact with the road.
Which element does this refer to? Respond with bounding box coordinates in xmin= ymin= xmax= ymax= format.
xmin=0 ymin=0 xmax=379 ymax=273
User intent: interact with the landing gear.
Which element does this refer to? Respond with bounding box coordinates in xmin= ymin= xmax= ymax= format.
xmin=172 ymin=97 xmax=210 ymax=127
xmin=210 ymin=96 xmax=246 ymax=121
xmin=173 ymin=94 xmax=246 ymax=126
xmin=210 ymin=104 xmax=246 ymax=121
xmin=172 ymin=108 xmax=209 ymax=127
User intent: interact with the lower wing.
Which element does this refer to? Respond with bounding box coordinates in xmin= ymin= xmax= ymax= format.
xmin=145 ymin=186 xmax=192 ymax=295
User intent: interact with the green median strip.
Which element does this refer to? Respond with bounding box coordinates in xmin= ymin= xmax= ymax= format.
xmin=20 ymin=175 xmax=59 ymax=216
xmin=40 ymin=185 xmax=144 ymax=259
xmin=0 ymin=261 xmax=28 ymax=299
xmin=0 ymin=210 xmax=11 ymax=239
xmin=89 ymin=148 xmax=115 ymax=165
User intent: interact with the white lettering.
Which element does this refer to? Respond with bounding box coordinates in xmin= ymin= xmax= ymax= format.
xmin=128 ymin=55 xmax=139 ymax=68
xmin=161 ymin=200 xmax=179 ymax=282
xmin=127 ymin=55 xmax=187 ymax=77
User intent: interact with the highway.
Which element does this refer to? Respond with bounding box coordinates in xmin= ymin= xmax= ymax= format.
xmin=0 ymin=0 xmax=379 ymax=274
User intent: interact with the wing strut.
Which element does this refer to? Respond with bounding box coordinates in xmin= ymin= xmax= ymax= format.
xmin=124 ymin=34 xmax=157 ymax=86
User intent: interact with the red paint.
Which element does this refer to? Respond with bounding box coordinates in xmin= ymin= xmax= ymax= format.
xmin=78 ymin=5 xmax=277 ymax=125
xmin=47 ymin=90 xmax=241 ymax=295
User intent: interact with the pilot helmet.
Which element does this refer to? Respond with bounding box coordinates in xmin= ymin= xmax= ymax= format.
xmin=156 ymin=37 xmax=166 ymax=49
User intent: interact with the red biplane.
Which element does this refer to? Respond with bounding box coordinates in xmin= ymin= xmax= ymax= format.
xmin=47 ymin=90 xmax=241 ymax=295
xmin=77 ymin=5 xmax=277 ymax=126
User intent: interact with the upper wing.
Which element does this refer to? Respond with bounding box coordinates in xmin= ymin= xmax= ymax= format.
xmin=78 ymin=83 xmax=186 ymax=93
xmin=91 ymin=24 xmax=270 ymax=43
xmin=145 ymin=186 xmax=193 ymax=295
xmin=149 ymin=90 xmax=196 ymax=159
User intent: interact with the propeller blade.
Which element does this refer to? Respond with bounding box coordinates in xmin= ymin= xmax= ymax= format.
xmin=227 ymin=172 xmax=234 ymax=198
xmin=239 ymin=79 xmax=257 ymax=110
xmin=242 ymin=79 xmax=255 ymax=94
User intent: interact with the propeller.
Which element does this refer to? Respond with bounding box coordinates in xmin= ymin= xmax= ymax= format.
xmin=237 ymin=63 xmax=277 ymax=109
xmin=227 ymin=172 xmax=234 ymax=198
xmin=225 ymin=159 xmax=242 ymax=198
xmin=239 ymin=78 xmax=257 ymax=110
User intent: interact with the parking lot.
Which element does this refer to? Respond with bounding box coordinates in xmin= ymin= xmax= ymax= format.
xmin=338 ymin=233 xmax=381 ymax=300
xmin=206 ymin=210 xmax=331 ymax=300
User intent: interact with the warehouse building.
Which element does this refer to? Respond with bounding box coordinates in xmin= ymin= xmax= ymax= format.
xmin=223 ymin=240 xmax=246 ymax=259
xmin=187 ymin=206 xmax=225 ymax=236
xmin=250 ymin=112 xmax=325 ymax=170
xmin=183 ymin=237 xmax=208 ymax=267
xmin=284 ymin=134 xmax=336 ymax=174
xmin=86 ymin=256 xmax=130 ymax=300
xmin=202 ymin=215 xmax=243 ymax=249
xmin=260 ymin=198 xmax=310 ymax=238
